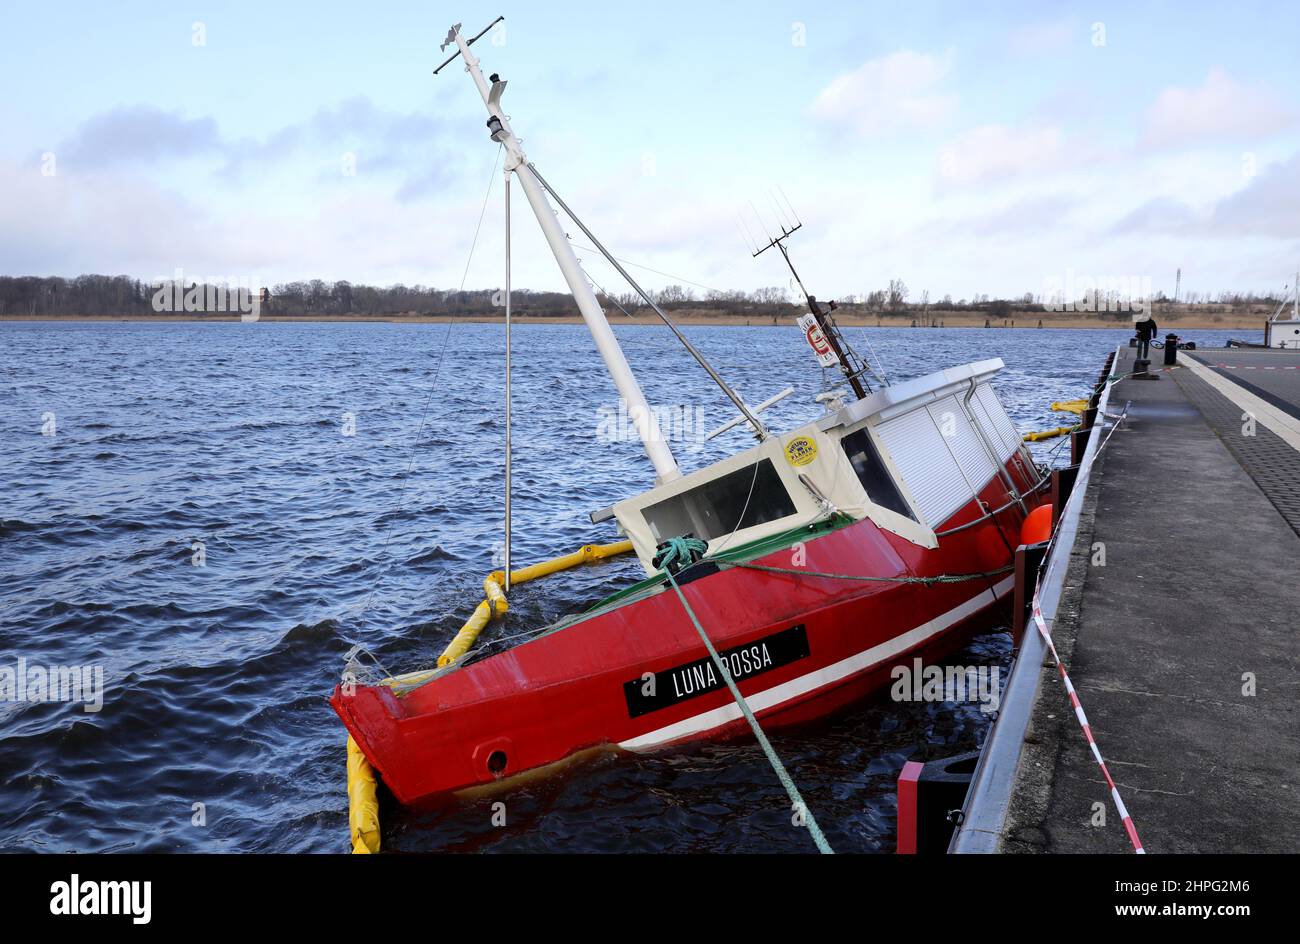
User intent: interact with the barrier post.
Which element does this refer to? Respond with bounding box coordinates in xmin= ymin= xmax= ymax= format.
xmin=1051 ymin=465 xmax=1080 ymax=524
xmin=1012 ymin=541 xmax=1050 ymax=647
xmin=1070 ymin=426 xmax=1092 ymax=465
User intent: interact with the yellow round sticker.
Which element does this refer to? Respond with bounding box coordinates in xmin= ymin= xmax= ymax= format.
xmin=784 ymin=435 xmax=817 ymax=467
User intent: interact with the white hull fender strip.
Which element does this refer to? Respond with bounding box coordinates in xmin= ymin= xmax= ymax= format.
xmin=619 ymin=575 xmax=1014 ymax=750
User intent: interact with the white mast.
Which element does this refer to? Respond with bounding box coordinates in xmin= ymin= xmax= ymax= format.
xmin=503 ymin=171 xmax=512 ymax=590
xmin=444 ymin=23 xmax=681 ymax=483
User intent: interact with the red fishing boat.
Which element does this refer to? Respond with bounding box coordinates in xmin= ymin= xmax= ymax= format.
xmin=331 ymin=18 xmax=1047 ymax=820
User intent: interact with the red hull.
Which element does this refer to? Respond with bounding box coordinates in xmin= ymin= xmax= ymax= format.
xmin=332 ymin=456 xmax=1040 ymax=806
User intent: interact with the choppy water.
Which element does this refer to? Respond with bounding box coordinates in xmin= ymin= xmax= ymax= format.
xmin=0 ymin=321 xmax=1250 ymax=853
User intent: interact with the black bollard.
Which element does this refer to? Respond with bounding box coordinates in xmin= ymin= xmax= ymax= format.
xmin=897 ymin=751 xmax=981 ymax=854
xmin=1164 ymin=333 xmax=1178 ymax=366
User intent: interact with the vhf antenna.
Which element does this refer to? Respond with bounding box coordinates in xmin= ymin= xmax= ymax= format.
xmin=747 ymin=193 xmax=872 ymax=399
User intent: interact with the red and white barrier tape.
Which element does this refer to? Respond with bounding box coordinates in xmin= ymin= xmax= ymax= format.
xmin=1028 ymin=601 xmax=1145 ymax=853
xmin=1030 ymin=399 xmax=1146 ymax=854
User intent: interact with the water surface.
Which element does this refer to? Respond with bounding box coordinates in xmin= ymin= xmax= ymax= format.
xmin=0 ymin=321 xmax=1249 ymax=852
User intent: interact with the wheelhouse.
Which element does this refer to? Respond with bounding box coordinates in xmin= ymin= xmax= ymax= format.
xmin=610 ymin=358 xmax=1035 ymax=574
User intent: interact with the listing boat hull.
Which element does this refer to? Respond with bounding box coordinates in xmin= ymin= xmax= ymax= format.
xmin=331 ymin=454 xmax=1040 ymax=807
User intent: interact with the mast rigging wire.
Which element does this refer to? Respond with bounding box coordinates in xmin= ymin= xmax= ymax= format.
xmin=460 ymin=146 xmax=504 ymax=292
xmin=349 ymin=147 xmax=503 ymax=624
xmin=569 ymin=244 xmax=727 ymax=296
xmin=529 ymin=163 xmax=770 ymax=441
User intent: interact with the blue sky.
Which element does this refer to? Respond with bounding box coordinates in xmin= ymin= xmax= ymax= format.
xmin=4 ymin=1 xmax=1300 ymax=301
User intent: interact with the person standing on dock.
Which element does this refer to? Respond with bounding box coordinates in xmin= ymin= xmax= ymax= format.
xmin=1134 ymin=314 xmax=1158 ymax=361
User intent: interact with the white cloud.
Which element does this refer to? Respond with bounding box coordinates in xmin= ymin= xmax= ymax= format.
xmin=810 ymin=50 xmax=954 ymax=136
xmin=57 ymin=106 xmax=222 ymax=169
xmin=0 ymin=156 xmax=503 ymax=287
xmin=1141 ymin=68 xmax=1294 ymax=149
xmin=1110 ymin=148 xmax=1300 ymax=241
xmin=1211 ymin=150 xmax=1300 ymax=237
xmin=1110 ymin=196 xmax=1204 ymax=236
xmin=0 ymin=161 xmax=216 ymax=275
xmin=936 ymin=124 xmax=1066 ymax=188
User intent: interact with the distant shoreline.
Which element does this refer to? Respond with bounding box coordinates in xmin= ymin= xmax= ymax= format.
xmin=0 ymin=311 xmax=1270 ymax=330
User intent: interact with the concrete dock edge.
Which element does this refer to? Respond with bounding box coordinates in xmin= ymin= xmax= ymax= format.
xmin=950 ymin=345 xmax=1122 ymax=853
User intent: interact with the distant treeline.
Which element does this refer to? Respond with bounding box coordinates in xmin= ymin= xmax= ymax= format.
xmin=0 ymin=275 xmax=796 ymax=318
xmin=0 ymin=274 xmax=1287 ymax=318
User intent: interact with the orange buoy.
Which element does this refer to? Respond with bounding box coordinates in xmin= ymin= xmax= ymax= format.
xmin=1020 ymin=504 xmax=1053 ymax=546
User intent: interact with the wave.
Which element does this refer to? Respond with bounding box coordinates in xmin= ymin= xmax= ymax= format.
xmin=405 ymin=545 xmax=456 ymax=566
xmin=277 ymin=618 xmax=342 ymax=647
xmin=0 ymin=518 xmax=40 ymax=536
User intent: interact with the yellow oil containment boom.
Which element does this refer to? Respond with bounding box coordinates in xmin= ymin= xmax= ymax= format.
xmin=346 ymin=539 xmax=635 ymax=852
xmin=1023 ymin=425 xmax=1076 ymax=442
xmin=367 ymin=541 xmax=638 ymax=692
xmin=347 ymin=735 xmax=381 ymax=854
xmin=436 ymin=540 xmax=634 ymax=667
xmin=1023 ymin=397 xmax=1090 ymax=441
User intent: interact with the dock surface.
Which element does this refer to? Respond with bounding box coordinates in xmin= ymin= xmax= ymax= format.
xmin=1002 ymin=345 xmax=1300 ymax=853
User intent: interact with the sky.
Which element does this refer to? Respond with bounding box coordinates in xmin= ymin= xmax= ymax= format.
xmin=3 ymin=1 xmax=1300 ymax=302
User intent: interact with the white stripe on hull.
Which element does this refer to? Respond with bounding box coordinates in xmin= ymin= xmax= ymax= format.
xmin=617 ymin=575 xmax=1014 ymax=751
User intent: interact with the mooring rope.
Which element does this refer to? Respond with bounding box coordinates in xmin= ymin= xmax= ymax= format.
xmin=664 ymin=563 xmax=834 ymax=854
xmin=653 ymin=543 xmax=1017 ymax=856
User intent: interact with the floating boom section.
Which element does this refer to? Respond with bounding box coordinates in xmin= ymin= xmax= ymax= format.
xmin=436 ymin=541 xmax=635 ymax=668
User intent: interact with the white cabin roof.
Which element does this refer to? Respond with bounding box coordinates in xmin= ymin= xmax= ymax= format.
xmin=817 ymin=358 xmax=1005 ymax=431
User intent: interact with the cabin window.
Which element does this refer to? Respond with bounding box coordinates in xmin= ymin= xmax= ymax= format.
xmin=840 ymin=427 xmax=917 ymax=522
xmin=643 ymin=458 xmax=797 ymax=543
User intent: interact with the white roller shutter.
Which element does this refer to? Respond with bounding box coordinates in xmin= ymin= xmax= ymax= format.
xmin=926 ymin=395 xmax=998 ymax=493
xmin=875 ymin=407 xmax=971 ymax=528
xmin=966 ymin=394 xmax=1007 ymax=462
xmin=972 ymin=382 xmax=1022 ymax=459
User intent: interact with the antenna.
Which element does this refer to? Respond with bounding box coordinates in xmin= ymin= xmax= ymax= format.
xmin=734 ymin=212 xmax=761 ymax=255
xmin=749 ymin=197 xmax=873 ymax=398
